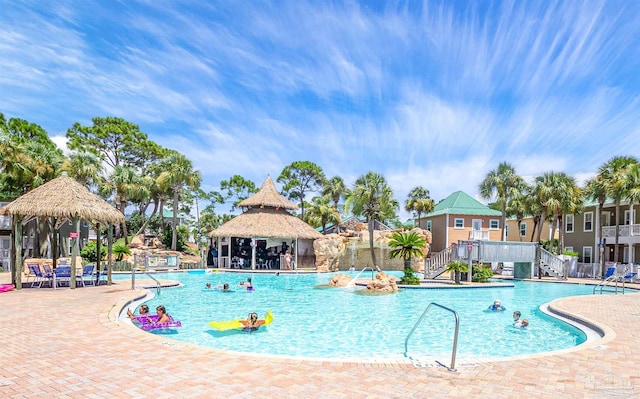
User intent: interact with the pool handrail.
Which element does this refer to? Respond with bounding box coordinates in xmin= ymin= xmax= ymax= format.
xmin=131 ymin=267 xmax=162 ymax=296
xmin=404 ymin=302 xmax=460 ymax=371
xmin=346 ymin=266 xmax=375 ymax=288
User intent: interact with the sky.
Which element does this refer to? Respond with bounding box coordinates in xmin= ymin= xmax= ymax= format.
xmin=2 ymin=0 xmax=640 ymax=219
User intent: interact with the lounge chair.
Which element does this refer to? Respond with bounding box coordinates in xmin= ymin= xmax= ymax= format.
xmin=28 ymin=264 xmax=52 ymax=288
xmin=80 ymin=264 xmax=96 ymax=287
xmin=618 ymin=271 xmax=637 ymax=283
xmin=602 ymin=267 xmax=616 ymax=280
xmin=54 ymin=267 xmax=81 ymax=287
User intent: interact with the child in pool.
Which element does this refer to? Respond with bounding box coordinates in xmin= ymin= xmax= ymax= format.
xmin=513 ymin=311 xmax=522 ymax=326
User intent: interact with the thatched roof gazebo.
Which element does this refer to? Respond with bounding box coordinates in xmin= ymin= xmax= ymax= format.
xmin=209 ymin=176 xmax=322 ymax=270
xmin=0 ymin=173 xmax=125 ymax=289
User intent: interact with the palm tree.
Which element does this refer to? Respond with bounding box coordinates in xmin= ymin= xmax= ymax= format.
xmin=531 ymin=172 xmax=568 ymax=248
xmin=305 ymin=195 xmax=341 ymax=234
xmin=62 ymin=152 xmax=103 ymax=187
xmin=110 ymin=165 xmax=149 ymax=244
xmin=346 ymin=172 xmax=398 ymax=271
xmin=322 ymin=176 xmax=349 ymax=208
xmin=506 ymin=185 xmax=529 ymax=242
xmin=479 ymin=162 xmax=524 ymax=241
xmin=445 ymin=260 xmax=468 ymax=284
xmin=554 ymin=175 xmax=583 ymax=254
xmin=404 ymin=186 xmax=434 ymax=226
xmin=389 ymin=231 xmax=426 ymax=285
xmin=156 ymin=152 xmax=202 ymax=251
xmin=597 ymin=156 xmax=639 ymax=262
xmin=584 ymin=174 xmax=609 ymax=275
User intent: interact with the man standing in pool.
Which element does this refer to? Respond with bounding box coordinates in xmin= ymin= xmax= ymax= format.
xmin=489 ymin=299 xmax=506 ymax=311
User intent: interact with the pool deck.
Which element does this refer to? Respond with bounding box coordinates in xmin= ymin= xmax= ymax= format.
xmin=1 ymin=273 xmax=640 ymax=398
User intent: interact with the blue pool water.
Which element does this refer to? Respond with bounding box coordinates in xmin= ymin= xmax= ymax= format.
xmin=124 ymin=271 xmax=603 ymax=361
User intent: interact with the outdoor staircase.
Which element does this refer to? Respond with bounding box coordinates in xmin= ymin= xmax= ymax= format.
xmin=424 ymin=246 xmax=453 ymax=279
xmin=539 ymin=248 xmax=566 ymax=279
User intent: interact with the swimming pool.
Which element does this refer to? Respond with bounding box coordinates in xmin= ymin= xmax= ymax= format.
xmin=124 ymin=271 xmax=606 ymax=362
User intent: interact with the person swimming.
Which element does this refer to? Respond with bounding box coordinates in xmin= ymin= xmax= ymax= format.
xmin=488 ymin=299 xmax=506 ymax=311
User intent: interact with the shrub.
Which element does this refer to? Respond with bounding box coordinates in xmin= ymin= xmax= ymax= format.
xmin=399 ymin=268 xmax=421 ymax=285
xmin=472 ymin=264 xmax=494 ymax=283
xmin=80 ymin=241 xmax=106 ymax=263
xmin=112 ymin=243 xmax=131 ymax=261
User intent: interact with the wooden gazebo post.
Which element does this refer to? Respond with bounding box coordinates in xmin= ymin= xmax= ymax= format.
xmin=107 ymin=223 xmax=113 ymax=286
xmin=70 ymin=215 xmax=80 ymax=289
xmin=12 ymin=216 xmax=23 ymax=289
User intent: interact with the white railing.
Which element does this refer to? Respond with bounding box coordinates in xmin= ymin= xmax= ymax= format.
xmin=540 ymin=248 xmax=566 ymax=279
xmin=424 ymin=246 xmax=452 ymax=278
xmin=602 ymin=224 xmax=640 ymax=238
xmin=468 ymin=230 xmax=490 ymax=240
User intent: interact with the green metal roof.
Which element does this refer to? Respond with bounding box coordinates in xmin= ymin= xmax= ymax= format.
xmin=162 ymin=209 xmax=187 ymax=218
xmin=424 ymin=191 xmax=502 ymax=217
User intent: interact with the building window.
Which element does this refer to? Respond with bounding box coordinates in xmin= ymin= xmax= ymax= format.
xmin=565 ymin=214 xmax=574 ymax=233
xmin=426 ymin=220 xmax=432 ymax=232
xmin=489 ymin=220 xmax=499 ymax=230
xmin=602 ymin=212 xmax=610 ymax=226
xmin=454 ymin=218 xmax=464 ymax=229
xmin=584 ymin=212 xmax=593 ymax=232
xmin=520 ymin=223 xmax=526 ymax=237
xmin=624 ymin=210 xmax=634 ymax=225
xmin=583 ymin=247 xmax=592 ymax=263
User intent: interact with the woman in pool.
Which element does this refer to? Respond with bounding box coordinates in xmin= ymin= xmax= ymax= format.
xmin=155 ymin=305 xmax=171 ymax=324
xmin=245 ymin=278 xmax=254 ymax=291
xmin=241 ymin=312 xmax=262 ymax=332
xmin=127 ymin=304 xmax=149 ymax=319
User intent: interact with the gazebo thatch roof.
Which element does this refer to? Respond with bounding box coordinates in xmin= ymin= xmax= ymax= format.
xmin=209 ymin=207 xmax=322 ymax=239
xmin=238 ymin=176 xmax=298 ymax=210
xmin=0 ymin=174 xmax=125 ymax=224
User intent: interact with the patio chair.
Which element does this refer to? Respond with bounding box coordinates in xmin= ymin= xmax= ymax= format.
xmin=618 ymin=271 xmax=637 ymax=283
xmin=54 ymin=266 xmax=73 ymax=287
xmin=28 ymin=264 xmax=52 ymax=288
xmin=97 ymin=265 xmax=110 ymax=285
xmin=80 ymin=264 xmax=96 ymax=287
xmin=602 ymin=267 xmax=616 ymax=280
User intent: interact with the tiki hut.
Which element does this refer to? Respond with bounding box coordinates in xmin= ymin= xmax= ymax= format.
xmin=209 ymin=176 xmax=322 ymax=270
xmin=0 ymin=173 xmax=125 ymax=289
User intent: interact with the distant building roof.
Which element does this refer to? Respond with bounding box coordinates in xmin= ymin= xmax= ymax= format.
xmin=423 ymin=191 xmax=501 ymax=217
xmin=162 ymin=209 xmax=187 ymax=219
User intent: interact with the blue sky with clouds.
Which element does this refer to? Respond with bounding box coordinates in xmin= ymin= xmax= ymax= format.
xmin=2 ymin=0 xmax=640 ymax=217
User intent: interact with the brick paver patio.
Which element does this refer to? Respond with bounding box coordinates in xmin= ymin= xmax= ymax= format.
xmin=1 ymin=273 xmax=638 ymax=398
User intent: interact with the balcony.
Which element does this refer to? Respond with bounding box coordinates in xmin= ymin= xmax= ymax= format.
xmin=469 ymin=230 xmax=490 ymax=240
xmin=602 ymin=224 xmax=640 ymax=244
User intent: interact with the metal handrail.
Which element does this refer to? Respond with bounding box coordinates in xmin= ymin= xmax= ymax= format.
xmin=346 ymin=266 xmax=375 ymax=288
xmin=404 ymin=302 xmax=460 ymax=371
xmin=131 ymin=267 xmax=162 ymax=296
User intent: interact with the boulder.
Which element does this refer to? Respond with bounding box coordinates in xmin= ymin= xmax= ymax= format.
xmin=328 ymin=273 xmax=353 ymax=287
xmin=365 ymin=271 xmax=398 ymax=292
xmin=314 ymin=236 xmax=347 ymax=271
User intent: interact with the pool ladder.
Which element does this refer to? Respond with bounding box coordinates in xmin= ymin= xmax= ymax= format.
xmin=404 ymin=302 xmax=460 ymax=371
xmin=131 ymin=267 xmax=162 ymax=296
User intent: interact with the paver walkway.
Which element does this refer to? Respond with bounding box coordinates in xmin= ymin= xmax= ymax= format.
xmin=1 ymin=274 xmax=639 ymax=398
